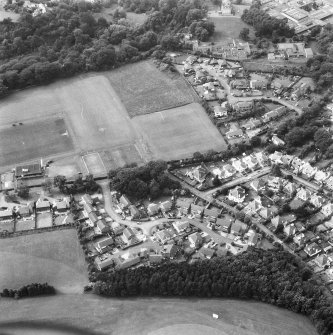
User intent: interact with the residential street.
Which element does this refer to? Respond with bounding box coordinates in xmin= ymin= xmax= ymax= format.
xmin=281 ymin=169 xmax=320 ymax=192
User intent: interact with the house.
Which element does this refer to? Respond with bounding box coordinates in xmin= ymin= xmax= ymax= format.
xmin=173 ymin=221 xmax=189 ymax=233
xmin=244 ymin=199 xmax=262 ymax=215
xmin=326 ymin=176 xmax=333 ymax=190
xmin=281 ymin=154 xmax=294 ymax=166
xmin=83 ymin=202 xmax=95 ymax=214
xmin=294 ymin=221 xmax=306 ymax=232
xmin=304 ymin=242 xmax=321 ymax=258
xmin=188 ymin=232 xmax=203 ymax=248
xmin=310 ymin=194 xmax=326 ymax=208
xmin=55 ymin=198 xmax=69 ymax=213
xmin=123 ymin=227 xmax=136 ymax=244
xmin=232 ymin=159 xmax=247 ymax=173
xmin=216 ymin=218 xmax=232 ymax=233
xmin=82 ymin=194 xmax=94 ymax=205
xmin=242 ymin=118 xmax=262 ymax=130
xmin=284 ymin=223 xmax=297 ymax=237
xmin=18 ymin=204 xmax=32 ymax=217
xmin=15 ymin=162 xmax=42 ymax=179
xmin=193 ymin=164 xmax=209 ymax=183
xmin=321 ymin=203 xmax=333 ymax=217
xmin=243 ymin=155 xmax=259 ymax=171
xmin=250 ymin=79 xmax=267 ymax=90
xmin=223 ymin=164 xmax=236 ymax=177
xmin=200 ymin=247 xmax=215 ymax=259
xmin=272 ymin=135 xmax=285 ymax=146
xmin=267 ymin=177 xmax=284 ymax=191
xmin=129 ymin=205 xmax=140 ymax=219
xmin=156 ymin=230 xmax=171 ymax=244
xmin=296 ymin=188 xmax=312 ymax=202
xmin=0 ymin=210 xmax=12 ymax=221
xmin=95 ymin=237 xmax=114 ymax=253
xmin=164 ymin=244 xmax=178 ymax=258
xmin=262 ymin=106 xmax=286 ymax=123
xmin=269 ymin=151 xmax=283 ymax=165
xmin=314 ymin=170 xmax=328 ymax=183
xmin=226 ymin=128 xmax=243 ymax=139
xmin=228 ymin=186 xmax=246 ymax=203
xmin=97 ymin=219 xmax=110 ymax=234
xmin=119 ymin=195 xmax=131 ymax=209
xmin=183 ymin=62 xmax=195 ymax=75
xmin=259 ymin=207 xmax=276 ymax=220
xmin=95 ymin=256 xmax=114 ymax=271
xmin=248 ymin=230 xmax=258 ymax=246
xmin=160 ymin=200 xmax=172 ymax=213
xmin=111 ymin=221 xmax=124 ymax=235
xmin=185 ymin=55 xmax=197 ymax=64
xmin=284 ymin=182 xmax=297 ymax=195
xmin=195 ymin=70 xmax=206 ymax=83
xmin=149 ymin=253 xmax=163 ymax=264
xmin=271 ymin=215 xmax=289 ymax=228
xmin=147 ymin=203 xmax=159 ymax=216
xmin=230 ymin=219 xmax=247 ymax=236
xmin=230 ymin=79 xmax=248 ymax=89
xmin=293 ymin=233 xmax=307 ymax=246
xmin=300 ymin=162 xmax=317 ymax=179
xmin=253 ymin=152 xmax=268 ymax=168
xmin=250 ymin=179 xmax=265 ymax=192
xmin=234 ymin=101 xmax=253 ymax=113
xmin=291 ymin=157 xmax=304 ymax=172
xmin=88 ymin=212 xmax=98 ymax=226
xmin=314 ymin=254 xmax=330 ymax=268
xmin=204 ymin=207 xmax=221 ymax=219
xmin=36 ymin=199 xmax=50 ymax=213
xmin=214 ymin=105 xmax=228 ymax=118
xmin=190 ymin=204 xmax=204 ymax=217
xmin=203 ymin=82 xmax=216 ymax=93
xmin=118 ymin=255 xmax=141 ymax=270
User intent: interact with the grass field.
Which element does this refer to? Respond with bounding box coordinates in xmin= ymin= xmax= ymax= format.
xmin=0 ymin=118 xmax=74 ymax=167
xmin=0 ymin=296 xmax=318 ymax=335
xmin=0 ymin=230 xmax=87 ymax=293
xmin=107 ymin=60 xmax=197 ymax=117
xmin=209 ymin=17 xmax=254 ymax=43
xmin=82 ymin=152 xmax=106 ymax=175
xmin=132 ymin=103 xmax=227 ymax=160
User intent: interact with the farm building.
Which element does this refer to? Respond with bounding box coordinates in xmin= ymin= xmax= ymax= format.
xmin=0 ymin=210 xmax=12 ymax=221
xmin=36 ymin=199 xmax=51 ymax=213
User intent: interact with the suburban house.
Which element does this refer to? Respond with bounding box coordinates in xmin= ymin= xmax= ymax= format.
xmin=228 ymin=186 xmax=246 ymax=203
xmin=149 ymin=253 xmax=163 ymax=264
xmin=147 ymin=203 xmax=159 ymax=216
xmin=95 ymin=237 xmax=114 ymax=253
xmin=304 ymin=242 xmax=321 ymax=258
xmin=310 ymin=195 xmax=326 ymax=208
xmin=293 ymin=233 xmax=307 ymax=246
xmin=250 ymin=179 xmax=266 ymax=192
xmin=111 ymin=221 xmax=124 ymax=235
xmin=291 ymin=157 xmax=304 ymax=172
xmin=267 ymin=177 xmax=284 ymax=191
xmin=248 ymin=230 xmax=258 ymax=246
xmin=284 ymin=182 xmax=297 ymax=195
xmin=244 ymin=199 xmax=262 ymax=215
xmin=325 ymin=176 xmax=333 ymax=190
xmin=173 ymin=221 xmax=189 ymax=233
xmin=97 ymin=219 xmax=110 ymax=234
xmin=232 ymin=159 xmax=247 ymax=173
xmin=117 ymin=255 xmax=141 ymax=270
xmin=156 ymin=230 xmax=171 ymax=244
xmin=122 ymin=227 xmax=136 ymax=244
xmin=250 ymin=79 xmax=267 ymax=90
xmin=54 ymin=198 xmax=69 ymax=213
xmin=226 ymin=128 xmax=243 ymax=139
xmin=262 ymin=106 xmax=286 ymax=123
xmin=269 ymin=151 xmax=284 ymax=165
xmin=195 ymin=70 xmax=206 ymax=83
xmin=164 ymin=244 xmax=178 ymax=259
xmin=271 ymin=215 xmax=289 ymax=228
xmin=300 ymin=162 xmax=317 ymax=179
xmin=296 ymin=188 xmax=312 ymax=202
xmin=230 ymin=219 xmax=247 ymax=236
xmin=129 ymin=205 xmax=140 ymax=220
xmin=188 ymin=232 xmax=203 ymax=249
xmin=18 ymin=204 xmax=32 ymax=217
xmin=190 ymin=204 xmax=204 ymax=217
xmin=216 ymin=218 xmax=232 ymax=233
xmin=160 ymin=200 xmax=172 ymax=213
xmin=95 ymin=256 xmax=114 ymax=271
xmin=36 ymin=199 xmax=51 ymax=213
xmin=314 ymin=254 xmax=331 ymax=268
xmin=88 ymin=212 xmax=99 ymax=226
xmin=314 ymin=170 xmax=328 ymax=183
xmin=15 ymin=162 xmax=43 ymax=179
xmin=321 ymin=203 xmax=333 ymax=217
xmin=214 ymin=105 xmax=228 ymax=118
xmin=243 ymin=155 xmax=259 ymax=171
xmin=204 ymin=207 xmax=221 ymax=219
xmin=223 ymin=164 xmax=236 ymax=176
xmin=0 ymin=210 xmax=12 ymax=221
xmin=242 ymin=118 xmax=262 ymax=130
xmin=200 ymin=247 xmax=215 ymax=259
xmin=230 ymin=79 xmax=248 ymax=89
xmin=272 ymin=135 xmax=285 ymax=147
xmin=83 ymin=202 xmax=95 ymax=214
xmin=82 ymin=194 xmax=95 ymax=206
xmin=284 ymin=223 xmax=297 ymax=237
xmin=119 ymin=195 xmax=131 ymax=209
xmin=234 ymin=101 xmax=253 ymax=113
xmin=192 ymin=164 xmax=209 ymax=183
xmin=259 ymin=207 xmax=276 ymax=220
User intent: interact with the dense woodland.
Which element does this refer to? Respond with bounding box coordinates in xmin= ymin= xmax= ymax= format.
xmin=93 ymin=248 xmax=333 ymax=335
xmin=1 ymin=283 xmax=56 ymax=299
xmin=241 ymin=1 xmax=294 ymax=39
xmin=0 ymin=0 xmax=212 ymax=95
xmin=108 ymin=161 xmax=180 ymax=199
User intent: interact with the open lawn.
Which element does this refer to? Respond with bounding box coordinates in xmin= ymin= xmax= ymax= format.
xmin=132 ymin=103 xmax=227 ymax=160
xmin=0 ymin=118 xmax=74 ymax=167
xmin=0 ymin=229 xmax=87 ymax=293
xmin=107 ymin=60 xmax=197 ymax=117
xmin=209 ymin=17 xmax=254 ymax=43
xmin=0 ymin=296 xmax=318 ymax=335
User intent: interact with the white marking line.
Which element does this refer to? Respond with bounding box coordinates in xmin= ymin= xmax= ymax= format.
xmin=83 ymin=152 xmax=106 ymax=174
xmin=81 ymin=104 xmax=84 ymax=120
xmin=159 ymin=112 xmax=165 ymax=121
xmin=81 ymin=156 xmax=90 ymax=174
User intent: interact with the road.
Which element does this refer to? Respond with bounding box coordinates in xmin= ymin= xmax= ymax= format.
xmin=281 ymin=169 xmax=320 ymax=192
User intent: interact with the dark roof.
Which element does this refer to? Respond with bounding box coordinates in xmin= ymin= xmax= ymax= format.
xmin=15 ymin=163 xmax=42 ymax=177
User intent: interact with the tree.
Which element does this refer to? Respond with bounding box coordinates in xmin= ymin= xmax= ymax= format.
xmin=212 ymin=175 xmax=221 ymax=187
xmin=271 ymin=164 xmax=282 ymax=177
xmin=43 ymin=179 xmax=53 ymax=193
xmin=17 ymin=183 xmax=29 ymax=199
xmin=54 ymin=175 xmax=67 ymax=192
xmin=239 ymin=27 xmax=250 ymax=41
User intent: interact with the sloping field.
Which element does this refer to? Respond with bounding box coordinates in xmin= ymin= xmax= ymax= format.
xmin=0 ymin=230 xmax=87 ymax=293
xmin=132 ymin=103 xmax=227 ymax=160
xmin=0 ymin=296 xmax=317 ymax=335
xmin=0 ymin=118 xmax=73 ymax=167
xmin=107 ymin=60 xmax=197 ymax=117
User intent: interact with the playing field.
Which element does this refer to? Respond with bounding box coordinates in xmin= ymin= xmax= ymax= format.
xmin=0 ymin=296 xmax=318 ymax=335
xmin=82 ymin=152 xmax=106 ymax=175
xmin=0 ymin=118 xmax=74 ymax=167
xmin=132 ymin=103 xmax=227 ymax=160
xmin=209 ymin=17 xmax=254 ymax=42
xmin=0 ymin=230 xmax=87 ymax=293
xmin=107 ymin=60 xmax=197 ymax=117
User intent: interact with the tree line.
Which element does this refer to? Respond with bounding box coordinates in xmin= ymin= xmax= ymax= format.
xmin=108 ymin=160 xmax=180 ymax=200
xmin=93 ymin=248 xmax=333 ymax=335
xmin=1 ymin=283 xmax=55 ymax=299
xmin=0 ymin=0 xmax=212 ymax=97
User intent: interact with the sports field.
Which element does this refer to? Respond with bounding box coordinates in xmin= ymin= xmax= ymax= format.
xmin=0 ymin=230 xmax=87 ymax=293
xmin=107 ymin=60 xmax=197 ymax=117
xmin=0 ymin=118 xmax=74 ymax=167
xmin=0 ymin=296 xmax=318 ymax=335
xmin=133 ymin=103 xmax=228 ymax=160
